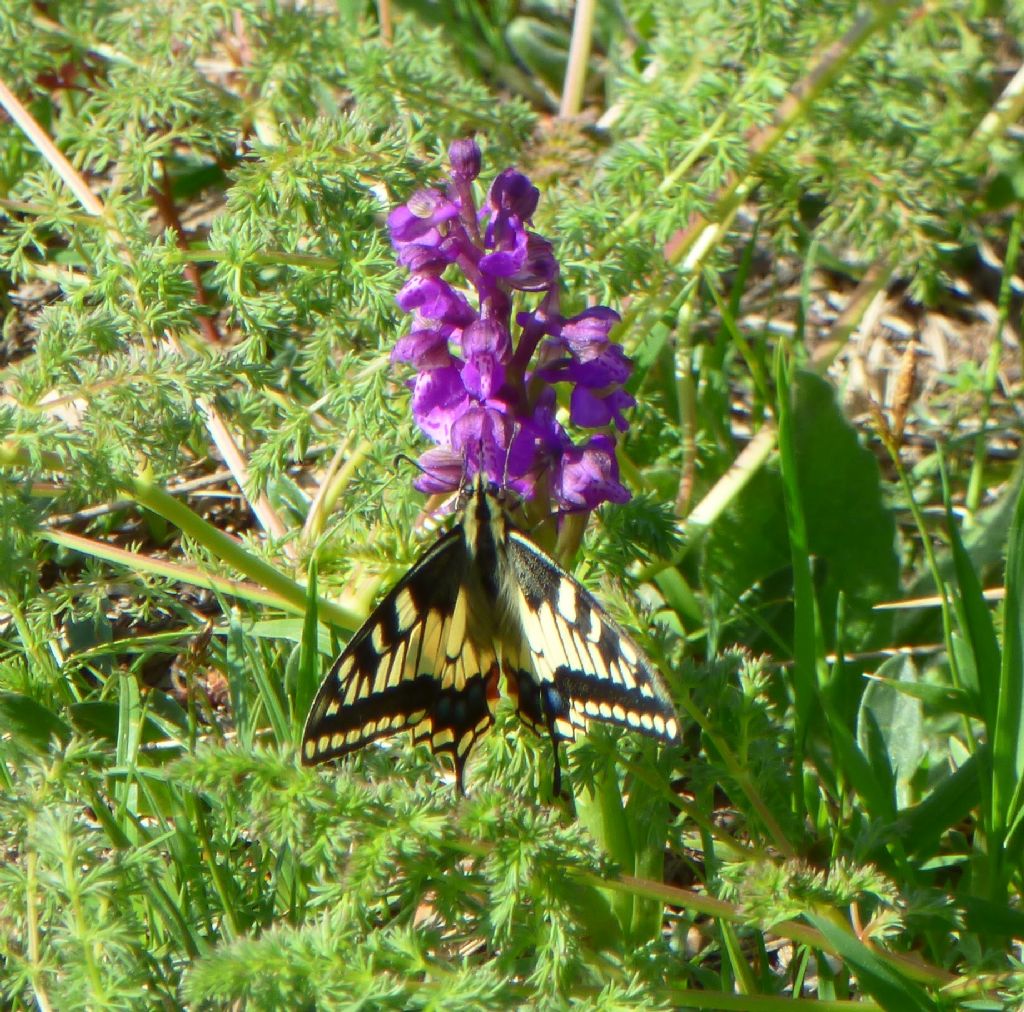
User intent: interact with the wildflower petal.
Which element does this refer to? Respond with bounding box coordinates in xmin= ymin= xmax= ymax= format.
xmin=396 ymin=275 xmax=476 ymax=326
xmin=479 ymin=225 xmax=528 ymax=278
xmin=406 ymin=188 xmax=459 ymax=226
xmin=560 ymin=306 xmax=621 ymax=351
xmin=572 ymin=344 xmax=633 ymax=386
xmin=570 ymin=385 xmax=635 ymax=431
xmin=411 ymin=366 xmax=469 ymax=441
xmin=555 ymin=435 xmax=630 ymax=511
xmin=414 ymin=447 xmax=465 ymax=494
xmin=488 ymin=169 xmax=539 ymax=221
xmin=397 ymin=243 xmax=453 ymax=273
xmin=569 ymin=386 xmax=610 ymax=427
xmin=451 ymin=405 xmax=510 ymax=483
xmin=461 ymin=318 xmax=512 ymax=362
xmin=387 ymin=204 xmax=439 ymax=247
xmin=391 ymin=327 xmax=453 ymax=369
xmin=510 ymin=233 xmax=558 ymax=290
xmin=462 ymin=352 xmax=504 ymax=399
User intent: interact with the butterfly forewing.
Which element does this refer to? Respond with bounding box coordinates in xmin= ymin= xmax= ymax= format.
xmin=301 ymin=525 xmax=500 ymax=788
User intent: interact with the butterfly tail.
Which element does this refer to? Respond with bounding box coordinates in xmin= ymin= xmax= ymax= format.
xmin=504 ymin=656 xmax=579 ymax=798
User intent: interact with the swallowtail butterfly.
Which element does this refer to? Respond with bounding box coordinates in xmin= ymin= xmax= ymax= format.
xmin=302 ymin=479 xmax=679 ymax=794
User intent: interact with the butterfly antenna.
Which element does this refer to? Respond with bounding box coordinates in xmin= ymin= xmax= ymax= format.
xmin=393 ymin=452 xmax=425 ymax=475
xmin=396 ymin=450 xmax=460 ymax=497
xmin=502 ymin=422 xmax=518 ymax=490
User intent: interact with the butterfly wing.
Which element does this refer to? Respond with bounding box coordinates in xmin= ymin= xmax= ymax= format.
xmin=302 ymin=525 xmax=501 ymax=790
xmin=504 ymin=529 xmax=679 ymax=793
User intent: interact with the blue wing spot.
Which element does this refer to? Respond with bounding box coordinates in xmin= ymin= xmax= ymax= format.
xmin=543 ymin=684 xmax=566 ymax=716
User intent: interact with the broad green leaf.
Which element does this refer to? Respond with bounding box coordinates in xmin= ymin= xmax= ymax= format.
xmin=69 ymin=701 xmax=182 ymax=758
xmin=857 ymin=655 xmax=925 ymax=808
xmin=857 ymin=709 xmax=898 ymax=824
xmin=0 ymin=691 xmax=72 ymax=752
xmin=704 ymin=371 xmax=899 ymax=656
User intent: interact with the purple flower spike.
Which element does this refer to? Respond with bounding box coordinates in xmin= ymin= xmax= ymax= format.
xmin=388 ymin=140 xmax=638 ymax=517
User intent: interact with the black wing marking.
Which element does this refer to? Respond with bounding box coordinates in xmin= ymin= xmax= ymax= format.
xmin=506 ymin=529 xmax=679 ymax=793
xmin=302 ymin=525 xmax=501 ymax=790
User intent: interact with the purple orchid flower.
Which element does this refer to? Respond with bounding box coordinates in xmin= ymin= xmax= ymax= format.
xmin=388 ymin=139 xmax=633 ymax=518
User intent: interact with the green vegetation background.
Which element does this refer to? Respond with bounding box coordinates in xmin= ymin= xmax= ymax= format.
xmin=1 ymin=0 xmax=1023 ymax=1008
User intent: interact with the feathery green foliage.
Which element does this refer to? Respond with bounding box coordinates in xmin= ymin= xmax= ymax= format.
xmin=2 ymin=0 xmax=1024 ymax=1008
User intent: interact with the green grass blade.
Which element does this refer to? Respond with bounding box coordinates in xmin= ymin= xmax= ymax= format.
xmin=807 ymin=914 xmax=938 ymax=1012
xmin=946 ymin=497 xmax=998 ymax=725
xmin=293 ymin=557 xmax=321 ymax=736
xmin=899 ymin=748 xmax=983 ymax=863
xmin=992 ymin=479 xmax=1024 ymax=880
xmin=775 ymin=353 xmax=820 ymax=792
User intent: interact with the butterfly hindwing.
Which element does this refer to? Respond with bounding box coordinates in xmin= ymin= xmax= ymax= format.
xmin=301 ymin=524 xmax=500 ymax=788
xmin=506 ymin=529 xmax=680 ymax=751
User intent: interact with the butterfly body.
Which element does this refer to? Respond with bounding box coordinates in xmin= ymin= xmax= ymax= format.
xmin=302 ymin=480 xmax=679 ymax=794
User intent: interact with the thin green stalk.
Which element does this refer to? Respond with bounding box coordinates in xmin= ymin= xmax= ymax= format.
xmin=720 ymin=920 xmax=758 ymax=996
xmin=63 ymin=831 xmax=105 ymax=1003
xmin=991 ymin=478 xmax=1024 ymax=895
xmin=39 ymin=528 xmax=307 ymax=615
xmin=678 ymin=692 xmax=796 ymax=859
xmin=892 ymin=452 xmax=975 ymax=738
xmin=302 ymin=438 xmax=371 ymax=545
xmin=662 ymin=992 xmax=879 ymax=1011
xmin=594 ymin=116 xmax=729 ymax=259
xmin=775 ymin=351 xmax=822 ymax=809
xmin=114 ymin=673 xmax=143 ymax=846
xmin=24 ymin=848 xmax=54 ymax=1012
xmin=4 ymin=599 xmax=73 ymax=704
xmin=673 ymin=296 xmax=698 ymax=516
xmin=966 ymin=207 xmax=1022 ymax=515
xmin=188 ymin=795 xmax=242 ymax=940
xmin=129 ymin=466 xmax=322 ymax=618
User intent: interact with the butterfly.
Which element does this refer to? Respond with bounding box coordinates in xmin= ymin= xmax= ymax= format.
xmin=301 ymin=478 xmax=679 ymax=794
